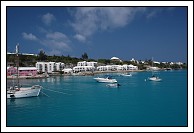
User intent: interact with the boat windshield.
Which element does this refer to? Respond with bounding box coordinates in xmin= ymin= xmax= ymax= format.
xmin=106 ymin=76 xmax=112 ymax=79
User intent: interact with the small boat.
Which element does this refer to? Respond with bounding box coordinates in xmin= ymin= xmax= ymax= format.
xmin=7 ymin=85 xmax=42 ymax=98
xmin=93 ymin=76 xmax=117 ymax=83
xmin=148 ymin=57 xmax=162 ymax=82
xmin=148 ymin=75 xmax=162 ymax=82
xmin=106 ymin=83 xmax=121 ymax=88
xmin=120 ymin=73 xmax=132 ymax=77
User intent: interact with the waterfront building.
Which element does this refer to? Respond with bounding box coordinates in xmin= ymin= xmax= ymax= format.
xmin=77 ymin=61 xmax=97 ymax=67
xmin=97 ymin=64 xmax=138 ymax=71
xmin=62 ymin=68 xmax=73 ymax=74
xmin=36 ymin=62 xmax=65 ymax=73
xmin=86 ymin=62 xmax=98 ymax=67
xmin=117 ymin=64 xmax=138 ymax=71
xmin=55 ymin=62 xmax=65 ymax=71
xmin=73 ymin=66 xmax=95 ymax=73
xmin=127 ymin=64 xmax=138 ymax=70
xmin=18 ymin=67 xmax=38 ymax=76
xmin=7 ymin=66 xmax=38 ymax=76
xmin=7 ymin=66 xmax=17 ymax=76
xmin=147 ymin=66 xmax=160 ymax=71
xmin=73 ymin=61 xmax=97 ymax=73
xmin=97 ymin=65 xmax=113 ymax=71
xmin=77 ymin=61 xmax=87 ymax=66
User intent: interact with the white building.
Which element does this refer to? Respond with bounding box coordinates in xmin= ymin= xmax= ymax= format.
xmin=147 ymin=66 xmax=160 ymax=71
xmin=97 ymin=64 xmax=138 ymax=71
xmin=130 ymin=58 xmax=136 ymax=62
xmin=110 ymin=57 xmax=122 ymax=62
xmin=153 ymin=61 xmax=160 ymax=64
xmin=55 ymin=62 xmax=65 ymax=71
xmin=77 ymin=61 xmax=97 ymax=67
xmin=86 ymin=62 xmax=97 ymax=67
xmin=77 ymin=61 xmax=87 ymax=66
xmin=175 ymin=62 xmax=183 ymax=65
xmin=117 ymin=64 xmax=138 ymax=71
xmin=73 ymin=66 xmax=95 ymax=73
xmin=97 ymin=65 xmax=113 ymax=71
xmin=62 ymin=68 xmax=73 ymax=74
xmin=73 ymin=61 xmax=97 ymax=73
xmin=36 ymin=62 xmax=65 ymax=73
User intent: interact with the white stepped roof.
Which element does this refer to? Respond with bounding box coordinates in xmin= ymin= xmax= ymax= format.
xmin=18 ymin=67 xmax=37 ymax=70
xmin=111 ymin=57 xmax=120 ymax=60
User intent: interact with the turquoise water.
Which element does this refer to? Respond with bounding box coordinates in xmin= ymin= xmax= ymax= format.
xmin=7 ymin=70 xmax=187 ymax=126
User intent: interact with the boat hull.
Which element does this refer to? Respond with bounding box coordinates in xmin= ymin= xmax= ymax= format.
xmin=7 ymin=87 xmax=41 ymax=99
xmin=121 ymin=74 xmax=132 ymax=77
xmin=94 ymin=78 xmax=117 ymax=83
xmin=106 ymin=83 xmax=120 ymax=88
xmin=148 ymin=77 xmax=162 ymax=81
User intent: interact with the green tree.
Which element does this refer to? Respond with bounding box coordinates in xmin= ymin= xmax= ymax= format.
xmin=38 ymin=50 xmax=47 ymax=61
xmin=81 ymin=52 xmax=88 ymax=60
xmin=98 ymin=59 xmax=110 ymax=65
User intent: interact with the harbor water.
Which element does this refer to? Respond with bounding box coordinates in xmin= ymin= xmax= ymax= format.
xmin=7 ymin=70 xmax=187 ymax=126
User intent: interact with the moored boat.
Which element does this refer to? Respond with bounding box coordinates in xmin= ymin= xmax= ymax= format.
xmin=93 ymin=76 xmax=117 ymax=83
xmin=106 ymin=83 xmax=121 ymax=88
xmin=7 ymin=85 xmax=42 ymax=98
xmin=148 ymin=76 xmax=162 ymax=82
xmin=7 ymin=44 xmax=42 ymax=99
xmin=148 ymin=57 xmax=162 ymax=82
xmin=120 ymin=73 xmax=132 ymax=77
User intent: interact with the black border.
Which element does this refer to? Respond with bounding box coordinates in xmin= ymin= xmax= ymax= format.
xmin=5 ymin=6 xmax=188 ymax=128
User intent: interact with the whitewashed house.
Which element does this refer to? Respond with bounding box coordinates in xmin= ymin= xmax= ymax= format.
xmin=97 ymin=64 xmax=138 ymax=71
xmin=73 ymin=61 xmax=97 ymax=73
xmin=36 ymin=62 xmax=65 ymax=73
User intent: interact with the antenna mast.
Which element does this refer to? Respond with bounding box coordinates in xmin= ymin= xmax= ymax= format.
xmin=16 ymin=43 xmax=20 ymax=89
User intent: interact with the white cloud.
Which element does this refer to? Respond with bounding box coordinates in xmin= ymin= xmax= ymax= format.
xmin=146 ymin=7 xmax=175 ymax=19
xmin=46 ymin=32 xmax=69 ymax=41
xmin=22 ymin=30 xmax=71 ymax=55
xmin=42 ymin=13 xmax=56 ymax=25
xmin=146 ymin=11 xmax=157 ymax=19
xmin=22 ymin=32 xmax=38 ymax=41
xmin=47 ymin=49 xmax=63 ymax=55
xmin=45 ymin=39 xmax=70 ymax=49
xmin=40 ymin=31 xmax=71 ymax=55
xmin=70 ymin=7 xmax=146 ymax=41
xmin=74 ymin=34 xmax=86 ymax=42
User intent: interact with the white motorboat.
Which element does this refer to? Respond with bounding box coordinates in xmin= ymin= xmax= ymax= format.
xmin=93 ymin=77 xmax=117 ymax=83
xmin=148 ymin=76 xmax=162 ymax=82
xmin=7 ymin=44 xmax=42 ymax=99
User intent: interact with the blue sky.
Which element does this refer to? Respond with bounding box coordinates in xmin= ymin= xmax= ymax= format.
xmin=7 ymin=7 xmax=187 ymax=62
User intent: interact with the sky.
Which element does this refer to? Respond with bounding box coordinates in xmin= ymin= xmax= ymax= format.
xmin=7 ymin=6 xmax=188 ymax=62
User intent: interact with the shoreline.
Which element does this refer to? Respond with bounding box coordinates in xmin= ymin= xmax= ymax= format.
xmin=7 ymin=70 xmax=145 ymax=79
xmin=7 ymin=69 xmax=185 ymax=79
xmin=7 ymin=75 xmax=49 ymax=79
